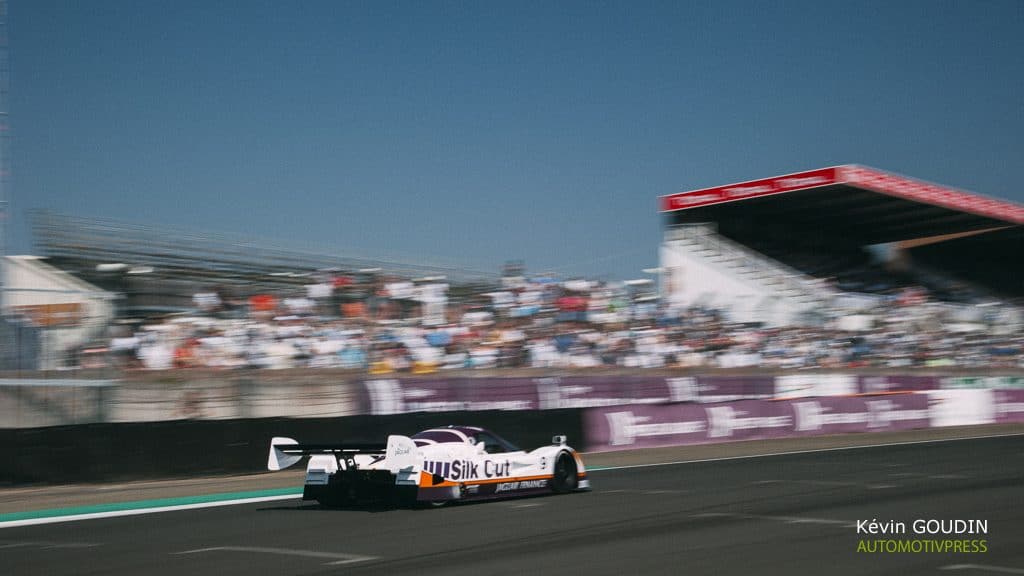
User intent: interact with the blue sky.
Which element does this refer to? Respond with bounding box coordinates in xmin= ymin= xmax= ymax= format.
xmin=7 ymin=1 xmax=1024 ymax=279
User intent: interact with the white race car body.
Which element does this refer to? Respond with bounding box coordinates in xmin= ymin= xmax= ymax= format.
xmin=268 ymin=425 xmax=589 ymax=506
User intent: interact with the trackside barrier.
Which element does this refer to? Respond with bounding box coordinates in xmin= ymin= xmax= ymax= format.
xmin=357 ymin=375 xmax=974 ymax=414
xmin=16 ymin=374 xmax=1024 ymax=427
xmin=4 ymin=379 xmax=1024 ymax=483
xmin=994 ymin=390 xmax=1024 ymax=423
xmin=583 ymin=390 xmax=1019 ymax=452
xmin=3 ymin=390 xmax=1023 ymax=483
xmin=356 ymin=375 xmax=778 ymax=414
xmin=584 ymin=395 xmax=931 ymax=451
xmin=0 ymin=409 xmax=583 ymax=485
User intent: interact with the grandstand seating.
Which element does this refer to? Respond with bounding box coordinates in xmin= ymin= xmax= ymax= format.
xmin=662 ymin=224 xmax=834 ymax=325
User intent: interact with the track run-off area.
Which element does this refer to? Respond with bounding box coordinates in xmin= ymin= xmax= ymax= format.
xmin=2 ymin=427 xmax=1023 ymax=576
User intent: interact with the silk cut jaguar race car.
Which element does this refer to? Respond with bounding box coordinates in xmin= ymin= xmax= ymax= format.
xmin=267 ymin=426 xmax=589 ymax=507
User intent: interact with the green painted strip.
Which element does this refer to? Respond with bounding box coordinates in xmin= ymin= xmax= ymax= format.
xmin=0 ymin=487 xmax=303 ymax=523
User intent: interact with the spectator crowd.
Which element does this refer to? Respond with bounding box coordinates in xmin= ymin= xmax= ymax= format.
xmin=93 ymin=275 xmax=1023 ymax=372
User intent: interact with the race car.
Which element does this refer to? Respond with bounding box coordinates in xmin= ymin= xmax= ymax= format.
xmin=267 ymin=425 xmax=589 ymax=507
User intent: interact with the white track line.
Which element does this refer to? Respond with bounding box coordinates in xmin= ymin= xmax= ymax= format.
xmin=941 ymin=565 xmax=1024 ymax=574
xmin=692 ymin=512 xmax=855 ymax=528
xmin=0 ymin=494 xmax=300 ymax=529
xmin=174 ymin=546 xmax=375 ymax=565
xmin=0 ymin=540 xmax=102 ymax=549
xmin=754 ymin=479 xmax=897 ymax=490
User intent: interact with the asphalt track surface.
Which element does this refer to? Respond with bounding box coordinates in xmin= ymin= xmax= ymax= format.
xmin=3 ymin=434 xmax=1023 ymax=576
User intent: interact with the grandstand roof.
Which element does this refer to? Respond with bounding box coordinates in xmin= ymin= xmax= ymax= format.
xmin=660 ymin=165 xmax=1024 ymax=244
xmin=30 ymin=210 xmax=499 ymax=285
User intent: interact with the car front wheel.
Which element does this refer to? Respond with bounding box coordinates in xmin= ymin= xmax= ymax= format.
xmin=551 ymin=452 xmax=579 ymax=493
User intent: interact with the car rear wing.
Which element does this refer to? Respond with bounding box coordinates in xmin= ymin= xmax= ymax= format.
xmin=268 ymin=435 xmax=417 ymax=473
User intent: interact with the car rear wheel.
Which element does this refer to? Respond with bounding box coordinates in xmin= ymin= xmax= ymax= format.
xmin=552 ymin=452 xmax=579 ymax=493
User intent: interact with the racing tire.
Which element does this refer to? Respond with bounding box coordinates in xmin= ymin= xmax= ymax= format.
xmin=551 ymin=452 xmax=579 ymax=494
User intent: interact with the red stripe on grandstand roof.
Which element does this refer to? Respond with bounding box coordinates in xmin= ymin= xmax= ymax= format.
xmin=659 ymin=167 xmax=840 ymax=212
xmin=837 ymin=165 xmax=1024 ymax=224
xmin=660 ymin=165 xmax=1024 ymax=225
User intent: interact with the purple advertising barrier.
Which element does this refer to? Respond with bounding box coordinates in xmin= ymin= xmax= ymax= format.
xmin=694 ymin=376 xmax=775 ymax=403
xmin=994 ymin=390 xmax=1024 ymax=424
xmin=462 ymin=377 xmax=539 ymax=411
xmin=360 ymin=376 xmax=683 ymax=415
xmin=584 ymin=403 xmax=710 ymax=451
xmin=786 ymin=395 xmax=931 ymax=436
xmin=583 ymin=394 xmax=933 ymax=452
xmin=788 ymin=397 xmax=870 ymax=436
xmin=858 ymin=394 xmax=931 ymax=431
xmin=583 ymin=400 xmax=794 ymax=452
xmin=357 ymin=375 xmax=787 ymax=416
xmin=534 ymin=376 xmax=676 ymax=409
xmin=360 ymin=377 xmax=541 ymax=414
xmin=857 ymin=376 xmax=940 ymax=395
xmin=360 ymin=377 xmax=463 ymax=415
xmin=703 ymin=400 xmax=793 ymax=441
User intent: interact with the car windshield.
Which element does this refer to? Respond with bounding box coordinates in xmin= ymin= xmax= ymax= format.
xmin=411 ymin=430 xmax=466 ymax=446
xmin=473 ymin=431 xmax=520 ymax=454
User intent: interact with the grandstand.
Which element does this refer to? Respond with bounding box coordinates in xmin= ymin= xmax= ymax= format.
xmin=659 ymin=165 xmax=1024 ymax=326
xmin=30 ymin=210 xmax=499 ymax=318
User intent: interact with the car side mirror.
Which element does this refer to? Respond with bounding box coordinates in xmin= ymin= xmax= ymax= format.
xmin=476 ymin=442 xmax=487 ymax=454
xmin=552 ymin=435 xmax=566 ymax=446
